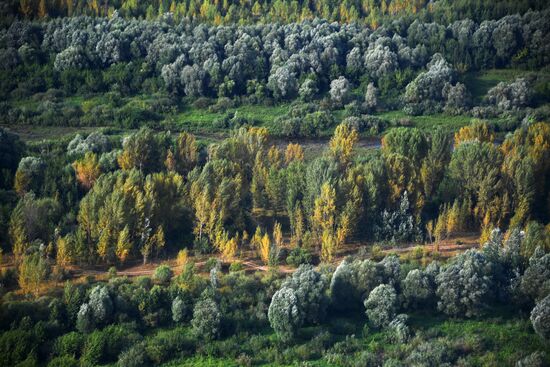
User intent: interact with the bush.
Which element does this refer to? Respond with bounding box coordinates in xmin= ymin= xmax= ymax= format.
xmin=268 ymin=287 xmax=303 ymax=342
xmin=387 ymin=314 xmax=410 ymax=343
xmin=281 ymin=265 xmax=328 ymax=324
xmin=286 ymin=247 xmax=313 ymax=267
xmin=53 ymin=332 xmax=84 ymax=358
xmin=229 ymin=261 xmax=244 ymax=272
xmin=191 ymin=297 xmax=221 ymax=340
xmin=153 ymin=265 xmax=173 ymax=284
xmin=402 ymin=263 xmax=438 ymax=309
xmin=171 ymin=296 xmax=190 ymax=324
xmin=436 ymin=250 xmax=493 ymax=317
xmin=530 ymin=294 xmax=550 ymax=341
xmin=364 ymin=284 xmax=398 ymax=328
xmin=117 ymin=342 xmax=148 ymax=367
xmin=145 ymin=328 xmax=194 ymax=364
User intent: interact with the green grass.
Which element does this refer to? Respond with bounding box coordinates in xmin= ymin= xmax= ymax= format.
xmin=408 ymin=309 xmax=549 ymax=366
xmin=376 ymin=110 xmax=474 ymax=133
xmin=162 ymin=357 xmax=240 ymax=367
xmin=463 ymin=69 xmax=530 ymax=103
xmin=171 ymin=103 xmax=290 ymax=135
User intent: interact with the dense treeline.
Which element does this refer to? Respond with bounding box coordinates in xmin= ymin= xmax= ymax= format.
xmin=1 ymin=10 xmax=550 ymax=133
xmin=1 ymin=119 xmax=549 ymax=277
xmin=2 ymin=0 xmax=549 ymax=27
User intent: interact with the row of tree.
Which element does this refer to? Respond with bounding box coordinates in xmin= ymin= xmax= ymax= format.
xmin=7 ymin=0 xmax=548 ymax=27
xmin=2 ymin=119 xmax=549 ymax=270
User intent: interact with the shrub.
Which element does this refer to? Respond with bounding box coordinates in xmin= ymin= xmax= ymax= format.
xmin=520 ymin=248 xmax=550 ymax=302
xmin=406 ymin=339 xmax=456 ymax=366
xmin=364 ymin=284 xmax=398 ymax=328
xmin=286 ymin=247 xmax=313 ymax=267
xmin=191 ymin=297 xmax=221 ymax=340
xmin=436 ymin=250 xmax=493 ymax=317
xmin=53 ymin=332 xmax=84 ymax=358
xmin=145 ymin=328 xmax=194 ymax=364
xmin=268 ymin=287 xmax=303 ymax=342
xmin=229 ymin=261 xmax=244 ymax=272
xmin=153 ymin=265 xmax=173 ymax=284
xmin=117 ymin=342 xmax=148 ymax=367
xmin=176 ymin=249 xmax=188 ymax=267
xmin=387 ymin=314 xmax=410 ymax=343
xmin=530 ymin=294 xmax=550 ymax=341
xmin=171 ymin=296 xmax=190 ymax=324
xmin=81 ymin=330 xmax=107 ymax=365
xmin=516 ymin=352 xmax=545 ymax=367
xmin=402 ymin=262 xmax=438 ymax=308
xmin=281 ymin=265 xmax=328 ymax=325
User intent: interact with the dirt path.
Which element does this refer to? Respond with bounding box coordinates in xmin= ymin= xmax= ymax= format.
xmin=62 ymin=233 xmax=479 ymax=280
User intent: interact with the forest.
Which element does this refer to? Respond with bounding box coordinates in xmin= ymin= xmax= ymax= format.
xmin=0 ymin=0 xmax=549 ymax=366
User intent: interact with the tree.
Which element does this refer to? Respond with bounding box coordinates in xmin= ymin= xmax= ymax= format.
xmin=141 ymin=226 xmax=165 ymax=264
xmin=18 ymin=252 xmax=50 ymax=295
xmin=485 ymin=77 xmax=532 ymax=111
xmin=520 ymin=248 xmax=550 ymax=302
xmin=268 ymin=287 xmax=302 ymax=342
xmin=364 ymin=284 xmax=397 ymax=328
xmin=73 ymin=152 xmax=101 ymax=190
xmin=402 ymin=263 xmax=439 ymax=308
xmin=77 ymin=285 xmax=113 ymax=332
xmin=56 ymin=233 xmax=79 ymax=267
xmin=454 ymin=120 xmax=494 ymax=146
xmin=14 ymin=157 xmax=46 ymax=196
xmin=530 ymin=294 xmax=550 ymax=341
xmin=118 ymin=129 xmax=167 ymax=174
xmin=67 ymin=132 xmax=110 ymax=157
xmin=115 ymin=226 xmax=132 ymax=264
xmin=9 ymin=194 xmax=60 ymax=260
xmin=382 ymin=127 xmax=428 ymax=163
xmin=281 ymin=265 xmax=328 ymax=324
xmin=268 ymin=66 xmax=298 ymax=100
xmin=436 ymin=249 xmax=493 ymax=317
xmin=364 ymin=82 xmax=378 ymax=112
xmin=153 ymin=264 xmax=173 ymax=284
xmin=298 ymin=78 xmax=317 ymax=101
xmin=378 ymin=191 xmax=419 ymax=242
xmin=191 ymin=297 xmax=221 ymax=340
xmin=329 ymin=76 xmax=351 ymax=106
xmin=174 ymin=132 xmax=198 ymax=175
xmin=329 ymin=123 xmax=358 ymax=165
xmin=521 ymin=222 xmax=550 ymax=259
xmin=313 ymin=182 xmax=338 ymax=262
xmin=172 ymin=296 xmax=190 ymax=324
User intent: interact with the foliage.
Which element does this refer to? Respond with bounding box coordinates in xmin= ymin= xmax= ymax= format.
xmin=191 ymin=297 xmax=221 ymax=340
xmin=530 ymin=294 xmax=550 ymax=341
xmin=436 ymin=249 xmax=493 ymax=317
xmin=364 ymin=284 xmax=398 ymax=328
xmin=268 ymin=286 xmax=302 ymax=342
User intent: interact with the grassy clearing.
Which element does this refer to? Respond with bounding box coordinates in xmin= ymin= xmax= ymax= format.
xmin=463 ymin=69 xmax=530 ymax=103
xmin=376 ymin=110 xmax=474 ymax=133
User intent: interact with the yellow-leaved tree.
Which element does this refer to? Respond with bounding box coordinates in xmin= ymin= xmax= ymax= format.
xmin=329 ymin=123 xmax=358 ymax=165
